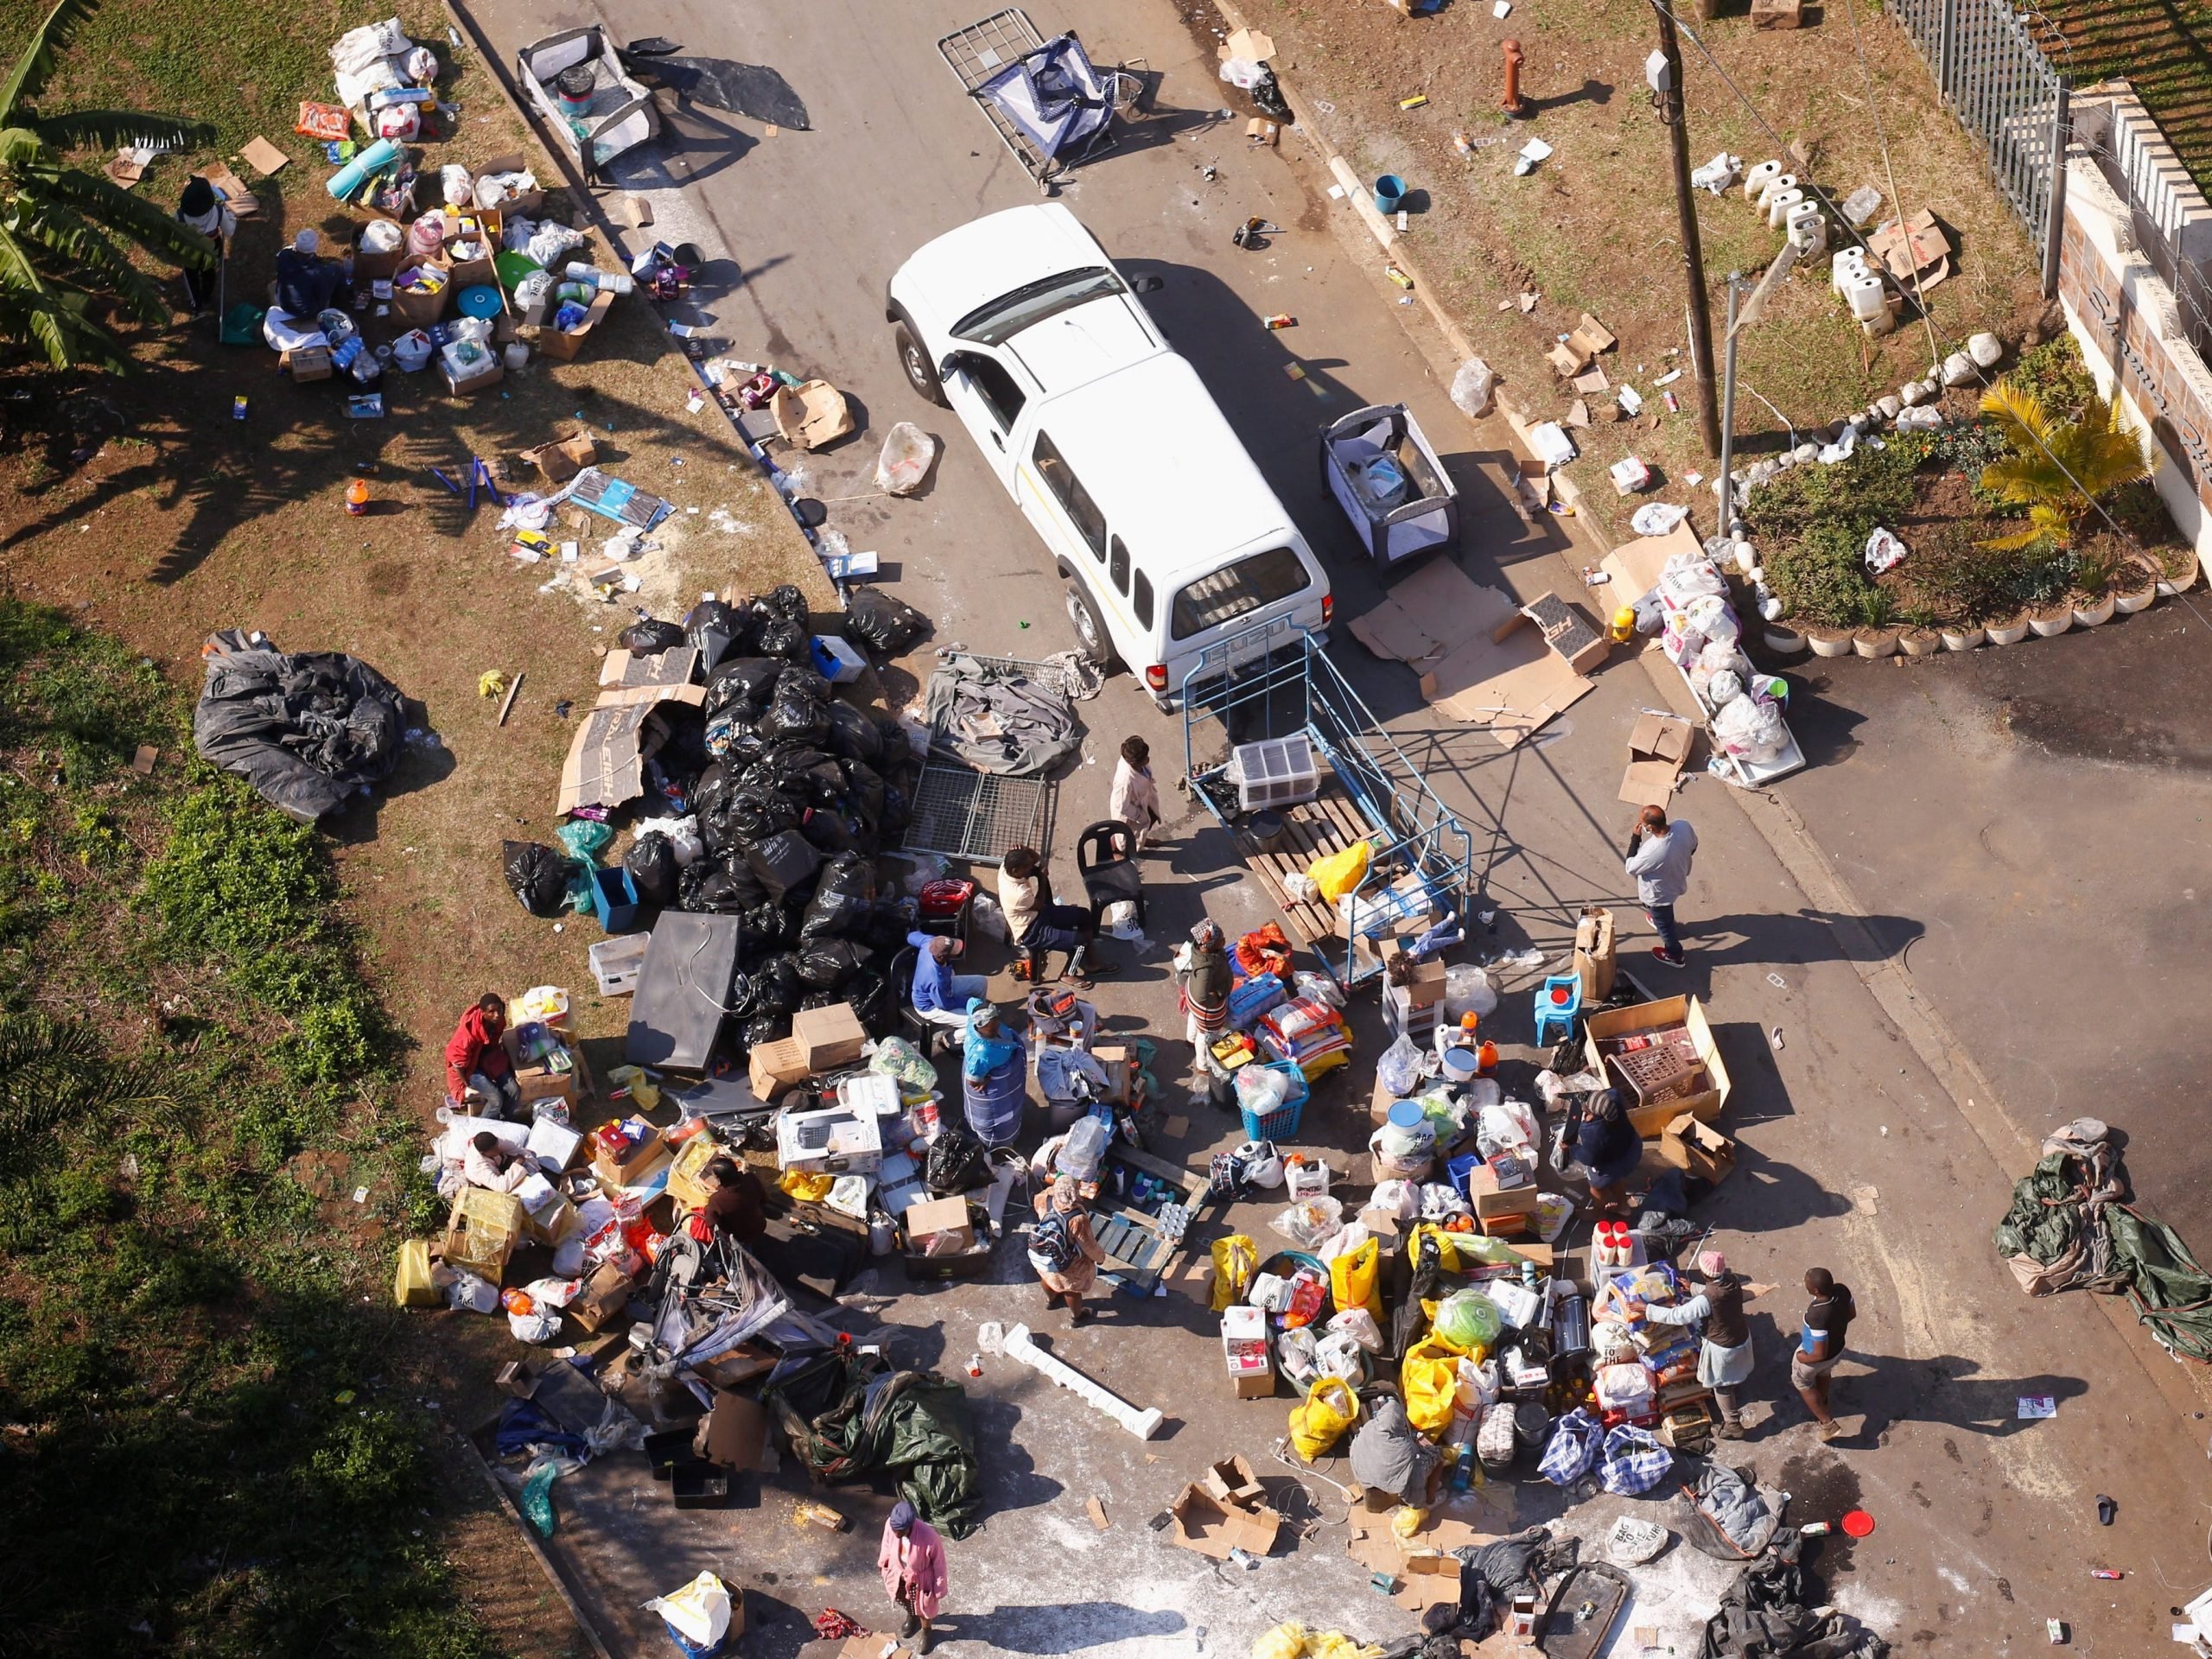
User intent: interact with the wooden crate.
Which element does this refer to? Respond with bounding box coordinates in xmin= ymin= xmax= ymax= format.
xmin=1230 ymin=788 xmax=1379 ymax=946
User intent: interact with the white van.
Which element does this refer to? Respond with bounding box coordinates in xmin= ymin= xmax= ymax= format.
xmin=887 ymin=205 xmax=1331 ymax=704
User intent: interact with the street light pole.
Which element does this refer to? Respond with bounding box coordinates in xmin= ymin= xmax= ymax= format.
xmin=1652 ymin=2 xmax=1721 ymax=458
xmin=1718 ymin=271 xmax=1743 ymax=539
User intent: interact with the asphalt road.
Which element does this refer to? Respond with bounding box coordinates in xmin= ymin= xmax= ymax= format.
xmin=454 ymin=1 xmax=2212 ymax=1653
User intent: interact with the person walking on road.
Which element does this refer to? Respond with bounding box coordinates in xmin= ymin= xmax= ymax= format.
xmin=878 ymin=1499 xmax=948 ymax=1653
xmin=1109 ymin=734 xmax=1164 ymax=847
xmin=1625 ymin=805 xmax=1698 ymax=967
xmin=1794 ymin=1267 xmax=1857 ymax=1441
xmin=1629 ymin=1251 xmax=1759 ymax=1439
xmin=1028 ymin=1173 xmax=1109 ymax=1325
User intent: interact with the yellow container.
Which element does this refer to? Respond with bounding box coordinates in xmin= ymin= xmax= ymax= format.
xmin=394 ymin=1237 xmax=441 ymax=1307
xmin=666 ymin=1135 xmax=721 ymax=1209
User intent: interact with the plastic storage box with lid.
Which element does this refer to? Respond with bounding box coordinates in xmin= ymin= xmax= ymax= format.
xmin=1226 ymin=733 xmax=1319 ymax=811
xmin=775 ymin=1105 xmax=883 ymax=1174
xmin=588 ymin=931 xmax=648 ymax=995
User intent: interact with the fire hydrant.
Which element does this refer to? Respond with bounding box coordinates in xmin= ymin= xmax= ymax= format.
xmin=1502 ymin=39 xmax=1528 ymax=118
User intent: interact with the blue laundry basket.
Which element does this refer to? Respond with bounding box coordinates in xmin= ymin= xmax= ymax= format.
xmin=1237 ymin=1059 xmax=1310 ymax=1143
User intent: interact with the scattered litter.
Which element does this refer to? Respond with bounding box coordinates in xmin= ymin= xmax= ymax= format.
xmin=1515 ymin=137 xmax=1554 ymax=176
xmin=2018 ymin=1395 xmax=2058 ymax=1419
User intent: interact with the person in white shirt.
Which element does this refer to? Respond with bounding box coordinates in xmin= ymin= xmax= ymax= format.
xmin=996 ymin=846 xmax=1099 ymax=984
xmin=1108 ymin=735 xmax=1163 ymax=847
xmin=463 ymin=1132 xmax=531 ymax=1194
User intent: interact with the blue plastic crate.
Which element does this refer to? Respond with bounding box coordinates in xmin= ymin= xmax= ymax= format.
xmin=589 ymin=864 xmax=640 ymax=933
xmin=1238 ymin=1059 xmax=1311 ymax=1142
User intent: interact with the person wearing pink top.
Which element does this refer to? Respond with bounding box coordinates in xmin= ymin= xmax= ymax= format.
xmin=878 ymin=1500 xmax=948 ymax=1651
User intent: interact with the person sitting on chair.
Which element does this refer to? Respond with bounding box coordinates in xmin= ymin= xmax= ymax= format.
xmin=996 ymin=845 xmax=1101 ymax=986
xmin=907 ymin=931 xmax=987 ymax=1027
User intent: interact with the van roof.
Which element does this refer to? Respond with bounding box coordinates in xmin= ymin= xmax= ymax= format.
xmin=898 ymin=203 xmax=1109 ymax=329
xmin=1038 ymin=352 xmax=1300 ymax=583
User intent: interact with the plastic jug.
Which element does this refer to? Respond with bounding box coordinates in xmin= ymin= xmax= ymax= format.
xmin=1060 ymin=1114 xmax=1109 ymax=1183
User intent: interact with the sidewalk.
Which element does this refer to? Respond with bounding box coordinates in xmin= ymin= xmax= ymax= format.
xmin=447 ymin=0 xmax=2210 ymax=1650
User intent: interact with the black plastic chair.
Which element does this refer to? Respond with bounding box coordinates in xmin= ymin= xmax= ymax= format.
xmin=1077 ymin=818 xmax=1146 ymax=933
xmin=889 ymin=944 xmax=963 ymax=1058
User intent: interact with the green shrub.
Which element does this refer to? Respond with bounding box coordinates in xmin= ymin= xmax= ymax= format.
xmin=1768 ymin=519 xmax=1872 ymax=627
xmin=2008 ymin=334 xmax=2099 ymax=423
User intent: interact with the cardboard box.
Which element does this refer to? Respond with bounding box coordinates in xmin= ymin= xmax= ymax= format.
xmin=473 ymin=151 xmax=544 ymax=216
xmin=1573 ymin=906 xmax=1618 ymax=1003
xmin=1170 ymin=1484 xmax=1282 ymax=1560
xmin=524 ymin=429 xmax=598 ymax=483
xmin=1371 ymin=1069 xmax=1404 ymax=1127
xmin=771 ymin=378 xmax=856 ymax=450
xmin=666 ymin=1134 xmax=721 ymax=1209
xmin=1619 ymin=712 xmax=1695 ymax=810
xmin=525 ymin=1116 xmax=584 ymax=1171
xmin=494 ymin=1360 xmax=539 ymax=1398
xmin=531 ymin=287 xmax=613 ymax=362
xmin=904 ymin=1194 xmax=975 ymax=1254
xmin=282 ymin=344 xmax=332 ymax=383
xmin=440 ymin=349 xmax=505 ymax=397
xmin=390 ymin=257 xmax=451 ymax=326
xmin=1246 ymin=117 xmax=1281 ymax=147
xmin=522 ymin=1190 xmax=582 ymax=1248
xmin=512 ymin=1058 xmax=575 ymax=1108
xmin=592 ymin=1128 xmax=671 ymax=1190
xmin=569 ymin=1261 xmax=635 ymax=1333
xmin=556 ymin=679 xmax=708 ymax=816
xmin=1205 ymin=1455 xmax=1266 ymax=1508
xmin=1583 ymin=995 xmax=1732 ymax=1137
xmin=1660 ymin=1114 xmax=1738 ymax=1184
xmin=792 ymin=1004 xmax=867 ymax=1071
xmin=702 ymin=1390 xmax=768 ymax=1469
xmin=1467 ymin=1160 xmax=1541 ymax=1219
xmin=440 ymin=1187 xmax=523 ymax=1280
xmin=749 ymin=1035 xmax=811 ymax=1096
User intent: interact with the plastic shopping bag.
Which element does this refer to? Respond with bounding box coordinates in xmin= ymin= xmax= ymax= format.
xmin=1211 ymin=1234 xmax=1258 ymax=1312
xmin=1306 ymin=839 xmax=1371 ymax=903
xmin=1401 ymin=1336 xmax=1462 ymax=1433
xmin=1288 ymin=1376 xmax=1361 ymax=1460
xmin=1328 ymin=1236 xmax=1383 ymax=1322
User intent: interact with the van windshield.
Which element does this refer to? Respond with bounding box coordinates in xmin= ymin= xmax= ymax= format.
xmin=1170 ymin=547 xmax=1313 ymax=641
xmin=952 ymin=268 xmax=1127 ymax=346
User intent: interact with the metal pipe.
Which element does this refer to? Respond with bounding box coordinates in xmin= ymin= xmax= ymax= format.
xmin=1502 ymin=40 xmax=1527 ymax=118
xmin=2043 ymin=84 xmax=2072 ymax=301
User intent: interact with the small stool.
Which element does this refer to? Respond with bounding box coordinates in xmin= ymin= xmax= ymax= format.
xmin=1532 ymin=973 xmax=1582 ymax=1046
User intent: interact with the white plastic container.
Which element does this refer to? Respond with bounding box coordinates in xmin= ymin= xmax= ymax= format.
xmin=588 ymin=933 xmax=649 ymax=996
xmin=1228 ymin=733 xmax=1320 ymax=811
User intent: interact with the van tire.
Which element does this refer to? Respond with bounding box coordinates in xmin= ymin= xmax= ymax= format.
xmin=893 ymin=321 xmax=947 ymax=407
xmin=1064 ymin=585 xmax=1119 ymax=671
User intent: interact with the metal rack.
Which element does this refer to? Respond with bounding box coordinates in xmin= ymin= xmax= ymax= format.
xmin=938 ymin=9 xmax=1127 ymax=193
xmin=898 ymin=652 xmax=1058 ymax=865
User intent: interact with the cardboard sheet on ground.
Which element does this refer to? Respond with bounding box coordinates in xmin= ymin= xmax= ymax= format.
xmin=627 ymin=912 xmax=742 ymax=1069
xmin=1347 ymin=560 xmax=1593 ymax=745
xmin=1601 ymin=519 xmax=1703 ymax=605
xmin=556 ymin=681 xmax=706 ymax=814
xmin=1347 ymin=1487 xmax=1522 ymax=1614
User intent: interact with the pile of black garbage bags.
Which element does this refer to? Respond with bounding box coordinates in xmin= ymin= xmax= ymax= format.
xmin=506 ymin=583 xmax=934 ymax=1057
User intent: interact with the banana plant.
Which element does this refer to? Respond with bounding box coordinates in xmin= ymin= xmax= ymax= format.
xmin=0 ymin=0 xmax=217 ymax=367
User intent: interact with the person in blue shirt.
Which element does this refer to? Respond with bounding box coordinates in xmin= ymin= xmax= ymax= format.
xmin=907 ymin=931 xmax=988 ymax=1020
xmin=1570 ymin=1088 xmax=1643 ymax=1213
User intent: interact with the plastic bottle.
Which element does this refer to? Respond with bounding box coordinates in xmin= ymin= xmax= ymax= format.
xmin=346 ymin=479 xmax=370 ymax=516
xmin=563 ymin=262 xmax=635 ymax=295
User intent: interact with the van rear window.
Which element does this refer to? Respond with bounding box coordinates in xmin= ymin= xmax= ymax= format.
xmin=1170 ymin=547 xmax=1312 ymax=641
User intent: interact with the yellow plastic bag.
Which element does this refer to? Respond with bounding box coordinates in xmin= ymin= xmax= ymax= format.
xmin=779 ymin=1168 xmax=835 ymax=1202
xmin=1405 ymin=1221 xmax=1460 ymax=1273
xmin=1306 ymin=1636 xmax=1382 ymax=1659
xmin=606 ymin=1064 xmax=661 ymax=1111
xmin=1328 ymin=1236 xmax=1383 ymax=1322
xmin=1211 ymin=1234 xmax=1258 ymax=1313
xmin=1306 ymin=840 xmax=1371 ymax=903
xmin=1402 ymin=1335 xmax=1461 ymax=1433
xmin=1253 ymin=1623 xmax=1309 ymax=1659
xmin=1288 ymin=1376 xmax=1360 ymax=1460
xmin=394 ymin=1237 xmax=440 ymax=1307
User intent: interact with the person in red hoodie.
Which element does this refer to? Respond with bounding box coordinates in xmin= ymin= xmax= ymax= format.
xmin=445 ymin=993 xmax=522 ymax=1120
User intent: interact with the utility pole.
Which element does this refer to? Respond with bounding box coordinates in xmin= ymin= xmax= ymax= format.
xmin=1718 ymin=272 xmax=1744 ymax=538
xmin=1650 ymin=3 xmax=1721 ymax=457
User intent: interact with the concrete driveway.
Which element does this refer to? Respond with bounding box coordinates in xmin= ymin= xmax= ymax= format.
xmin=453 ymin=1 xmax=2212 ymax=1653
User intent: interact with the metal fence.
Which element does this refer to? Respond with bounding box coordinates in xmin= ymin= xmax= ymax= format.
xmin=1891 ymin=0 xmax=2071 ymax=289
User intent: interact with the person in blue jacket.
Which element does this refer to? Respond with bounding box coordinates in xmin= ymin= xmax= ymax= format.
xmin=1571 ymin=1087 xmax=1643 ymax=1212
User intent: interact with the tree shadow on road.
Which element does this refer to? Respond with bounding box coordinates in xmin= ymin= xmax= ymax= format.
xmin=929 ymin=1600 xmax=1187 ymax=1653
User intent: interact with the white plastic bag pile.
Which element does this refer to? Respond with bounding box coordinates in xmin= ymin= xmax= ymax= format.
xmin=331 ymin=19 xmax=435 ymax=114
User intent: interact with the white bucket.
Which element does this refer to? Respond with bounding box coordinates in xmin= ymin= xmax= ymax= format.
xmin=391 ymin=329 xmax=434 ymax=372
xmin=503 ymin=341 xmax=529 ymax=371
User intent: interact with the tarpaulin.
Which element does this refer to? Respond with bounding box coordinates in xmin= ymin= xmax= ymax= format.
xmin=922 ymin=650 xmax=1082 ymax=776
xmin=765 ymin=1348 xmax=982 ymax=1537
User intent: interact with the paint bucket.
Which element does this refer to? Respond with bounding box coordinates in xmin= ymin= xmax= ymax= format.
xmin=554 ymin=64 xmax=596 ymax=118
xmin=1374 ymin=174 xmax=1408 ymax=215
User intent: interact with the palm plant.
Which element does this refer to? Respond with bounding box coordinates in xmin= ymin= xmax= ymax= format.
xmin=0 ymin=0 xmax=217 ymax=368
xmin=0 ymin=1013 xmax=168 ymax=1187
xmin=1977 ymin=375 xmax=2154 ymax=553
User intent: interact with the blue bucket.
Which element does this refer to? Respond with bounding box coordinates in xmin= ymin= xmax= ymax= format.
xmin=1374 ymin=174 xmax=1408 ymax=215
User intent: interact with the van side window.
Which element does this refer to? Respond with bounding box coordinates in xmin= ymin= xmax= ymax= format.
xmin=1030 ymin=431 xmax=1107 ymax=558
xmin=1132 ymin=571 xmax=1154 ymax=629
xmin=1170 ymin=546 xmax=1312 ymax=640
xmin=960 ymin=353 xmax=1027 ymax=430
xmin=1109 ymin=536 xmax=1130 ymax=596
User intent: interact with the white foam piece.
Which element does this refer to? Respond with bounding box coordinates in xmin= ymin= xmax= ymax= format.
xmin=1002 ymin=1323 xmax=1166 ymax=1440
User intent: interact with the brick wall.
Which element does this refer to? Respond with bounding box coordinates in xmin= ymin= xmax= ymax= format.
xmin=2056 ymin=146 xmax=2212 ymax=558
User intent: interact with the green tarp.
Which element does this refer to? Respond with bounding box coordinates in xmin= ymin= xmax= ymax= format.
xmin=766 ymin=1350 xmax=983 ymax=1538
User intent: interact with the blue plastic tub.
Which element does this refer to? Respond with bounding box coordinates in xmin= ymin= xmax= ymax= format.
xmin=589 ymin=865 xmax=640 ymax=933
xmin=1373 ymin=174 xmax=1407 ymax=214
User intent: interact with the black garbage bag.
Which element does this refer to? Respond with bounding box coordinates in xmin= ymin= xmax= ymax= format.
xmin=724 ymin=969 xmax=760 ymax=1018
xmin=799 ymin=806 xmax=859 ymax=856
xmin=704 ymin=706 xmax=772 ymax=768
xmin=837 ymin=758 xmax=887 ymax=830
xmin=683 ymin=599 xmax=742 ymax=672
xmin=927 ymin=1122 xmax=991 ymax=1198
xmin=751 ymin=953 xmax=804 ymax=1014
xmin=800 ymin=851 xmax=877 ymax=942
xmin=723 ymin=779 xmax=804 ymax=849
xmin=879 ymin=781 xmax=912 ymax=837
xmin=845 ymin=968 xmax=892 ymax=1033
xmin=824 ymin=698 xmax=885 ymax=764
xmin=757 ymin=741 xmax=846 ymax=803
xmin=761 ymin=664 xmax=832 ymax=747
xmin=619 ymin=617 xmax=688 ymax=653
xmin=843 ymin=586 xmax=932 ymax=659
xmin=193 ymin=631 xmax=410 ymax=823
xmin=794 ymin=937 xmax=868 ymax=990
xmin=503 ymin=840 xmax=573 ymax=918
xmin=743 ymin=899 xmax=791 ymax=945
xmin=750 ymin=584 xmax=812 ymax=660
xmin=702 ymin=655 xmax=783 ymax=720
xmin=743 ymin=1011 xmax=791 ymax=1049
xmin=678 ymin=859 xmax=763 ymax=913
xmin=1251 ymin=66 xmax=1292 ymax=123
xmin=655 ymin=709 xmax=710 ymax=783
xmin=623 ymin=831 xmax=678 ymax=908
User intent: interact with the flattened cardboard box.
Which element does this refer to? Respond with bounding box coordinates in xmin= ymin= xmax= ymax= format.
xmin=556 ymin=681 xmax=707 ymax=814
xmin=1619 ymin=711 xmax=1696 ymax=809
xmin=599 ymin=645 xmax=700 ymax=690
xmin=1170 ymin=1484 xmax=1281 ymax=1560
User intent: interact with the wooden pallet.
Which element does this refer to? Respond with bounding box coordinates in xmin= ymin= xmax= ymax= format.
xmin=1094 ymin=1143 xmax=1212 ymax=1294
xmin=1230 ymin=788 xmax=1379 ymax=946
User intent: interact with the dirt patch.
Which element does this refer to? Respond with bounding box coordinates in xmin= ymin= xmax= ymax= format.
xmin=1224 ymin=0 xmax=2046 ymax=539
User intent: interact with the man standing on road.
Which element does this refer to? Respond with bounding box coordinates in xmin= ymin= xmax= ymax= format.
xmin=1794 ymin=1267 xmax=1857 ymax=1442
xmin=1624 ymin=805 xmax=1698 ymax=967
xmin=1109 ymin=734 xmax=1163 ymax=847
xmin=1628 ymin=1251 xmax=1759 ymax=1439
